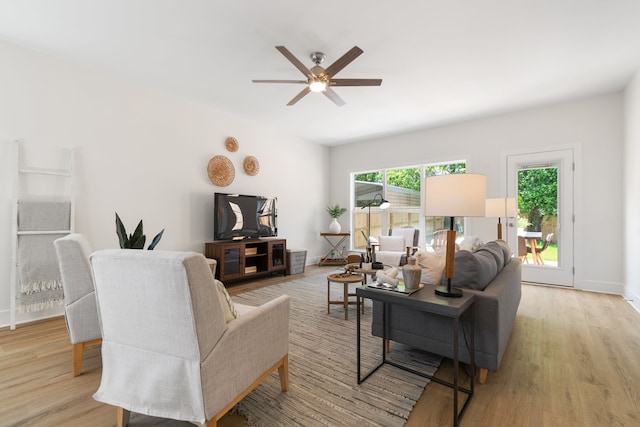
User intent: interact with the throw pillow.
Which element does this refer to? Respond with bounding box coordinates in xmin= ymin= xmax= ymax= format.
xmin=378 ymin=235 xmax=406 ymax=251
xmin=458 ymin=236 xmax=484 ymax=252
xmin=413 ymin=251 xmax=446 ymax=285
xmin=215 ymin=279 xmax=238 ymax=323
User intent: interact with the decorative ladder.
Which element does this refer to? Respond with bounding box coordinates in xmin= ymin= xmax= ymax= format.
xmin=9 ymin=140 xmax=75 ymax=330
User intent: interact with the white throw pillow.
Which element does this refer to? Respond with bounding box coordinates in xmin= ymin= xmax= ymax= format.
xmin=378 ymin=235 xmax=406 ymax=251
xmin=413 ymin=251 xmax=446 ymax=285
xmin=459 ymin=236 xmax=484 ymax=252
xmin=215 ymin=279 xmax=238 ymax=323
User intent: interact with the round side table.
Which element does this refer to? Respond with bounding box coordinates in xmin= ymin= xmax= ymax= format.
xmin=327 ymin=273 xmax=365 ymax=320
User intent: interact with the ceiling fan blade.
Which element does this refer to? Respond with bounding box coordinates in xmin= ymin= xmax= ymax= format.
xmin=323 ymin=88 xmax=346 ymax=107
xmin=330 ymin=78 xmax=382 ymax=86
xmin=252 ymin=79 xmax=307 ymax=84
xmin=287 ymin=87 xmax=311 ymax=106
xmin=323 ymin=46 xmax=364 ymax=78
xmin=276 ymin=46 xmax=312 ymax=77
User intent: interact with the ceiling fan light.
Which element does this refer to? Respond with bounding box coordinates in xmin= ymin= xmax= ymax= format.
xmin=309 ymin=80 xmax=327 ymax=92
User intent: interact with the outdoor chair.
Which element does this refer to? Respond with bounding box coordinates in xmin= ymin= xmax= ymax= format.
xmin=528 ymin=233 xmax=554 ymax=265
xmin=517 ymin=236 xmax=530 ymax=263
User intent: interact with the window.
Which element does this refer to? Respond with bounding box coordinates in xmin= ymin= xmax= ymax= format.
xmin=351 ymin=161 xmax=466 ymax=251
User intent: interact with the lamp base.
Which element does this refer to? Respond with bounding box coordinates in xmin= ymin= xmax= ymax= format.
xmin=435 ymin=285 xmax=464 ymax=298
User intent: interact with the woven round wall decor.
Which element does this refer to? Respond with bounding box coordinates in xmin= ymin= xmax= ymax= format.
xmin=207 ymin=155 xmax=235 ymax=186
xmin=225 ymin=137 xmax=238 ymax=152
xmin=243 ymin=155 xmax=260 ymax=176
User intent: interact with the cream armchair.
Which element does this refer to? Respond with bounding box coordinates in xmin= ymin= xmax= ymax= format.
xmin=53 ymin=233 xmax=102 ymax=376
xmin=90 ymin=250 xmax=290 ymax=427
xmin=371 ymin=227 xmax=419 ymax=266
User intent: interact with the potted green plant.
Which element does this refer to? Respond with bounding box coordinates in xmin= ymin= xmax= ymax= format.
xmin=115 ymin=212 xmax=164 ymax=250
xmin=326 ymin=204 xmax=347 ymax=233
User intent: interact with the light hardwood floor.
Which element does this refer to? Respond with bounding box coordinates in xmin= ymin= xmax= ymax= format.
xmin=1 ymin=267 xmax=639 ymax=426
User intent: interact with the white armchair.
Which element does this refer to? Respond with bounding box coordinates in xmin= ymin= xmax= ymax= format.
xmin=90 ymin=249 xmax=290 ymax=427
xmin=371 ymin=227 xmax=419 ymax=266
xmin=53 ymin=233 xmax=102 ymax=376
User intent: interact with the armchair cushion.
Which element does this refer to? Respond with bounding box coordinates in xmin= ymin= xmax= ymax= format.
xmin=378 ymin=235 xmax=406 ymax=251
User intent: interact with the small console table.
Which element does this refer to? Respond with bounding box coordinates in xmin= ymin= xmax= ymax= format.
xmin=356 ymin=284 xmax=475 ymax=427
xmin=319 ymin=232 xmax=350 ymax=265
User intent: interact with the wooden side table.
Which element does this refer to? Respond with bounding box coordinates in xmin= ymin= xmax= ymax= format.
xmin=319 ymin=233 xmax=350 ymax=265
xmin=327 ymin=273 xmax=365 ymax=320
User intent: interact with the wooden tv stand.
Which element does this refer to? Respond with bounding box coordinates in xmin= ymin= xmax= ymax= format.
xmin=205 ymin=238 xmax=287 ymax=283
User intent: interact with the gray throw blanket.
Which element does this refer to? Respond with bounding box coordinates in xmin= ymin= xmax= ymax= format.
xmin=16 ymin=200 xmax=70 ymax=312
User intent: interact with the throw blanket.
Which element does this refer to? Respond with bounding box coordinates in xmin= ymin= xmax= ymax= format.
xmin=16 ymin=200 xmax=70 ymax=312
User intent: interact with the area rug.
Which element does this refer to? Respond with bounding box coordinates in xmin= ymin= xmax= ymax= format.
xmin=230 ymin=271 xmax=442 ymax=427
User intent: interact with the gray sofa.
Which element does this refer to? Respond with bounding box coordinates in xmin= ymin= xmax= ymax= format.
xmin=372 ymin=242 xmax=522 ymax=383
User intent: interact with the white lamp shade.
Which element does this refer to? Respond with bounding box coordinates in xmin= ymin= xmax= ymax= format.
xmin=423 ymin=174 xmax=487 ymax=217
xmin=485 ymin=197 xmax=517 ymax=218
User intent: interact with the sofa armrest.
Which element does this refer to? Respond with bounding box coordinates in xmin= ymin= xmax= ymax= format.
xmin=461 ymin=258 xmax=522 ymax=365
xmin=200 ymin=295 xmax=290 ymax=417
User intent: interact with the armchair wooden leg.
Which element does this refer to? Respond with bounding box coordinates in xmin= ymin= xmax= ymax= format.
xmin=72 ymin=343 xmax=84 ymax=377
xmin=72 ymin=338 xmax=102 ymax=376
xmin=385 ymin=339 xmax=390 ymax=353
xmin=278 ymin=355 xmax=289 ymax=391
xmin=116 ymin=407 xmax=130 ymax=427
xmin=478 ymin=368 xmax=488 ymax=384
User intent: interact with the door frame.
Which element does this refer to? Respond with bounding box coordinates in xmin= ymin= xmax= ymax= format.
xmin=501 ymin=145 xmax=579 ymax=287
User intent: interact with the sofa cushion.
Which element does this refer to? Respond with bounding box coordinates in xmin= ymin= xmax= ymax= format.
xmin=476 ymin=241 xmax=506 ymax=271
xmin=413 ymin=251 xmax=446 ymax=285
xmin=495 ymin=239 xmax=512 ymax=261
xmin=448 ymin=249 xmax=498 ymax=290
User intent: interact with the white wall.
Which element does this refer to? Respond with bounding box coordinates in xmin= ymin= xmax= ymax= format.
xmin=330 ymin=93 xmax=624 ymax=294
xmin=624 ymin=70 xmax=640 ymax=312
xmin=0 ymin=40 xmax=330 ymax=327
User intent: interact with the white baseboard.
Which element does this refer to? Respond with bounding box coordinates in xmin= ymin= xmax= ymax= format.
xmin=624 ymin=287 xmax=640 ymax=314
xmin=0 ymin=307 xmax=64 ymax=330
xmin=577 ymin=279 xmax=624 ymax=295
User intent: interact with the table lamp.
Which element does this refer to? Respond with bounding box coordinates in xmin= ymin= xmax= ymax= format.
xmin=424 ymin=174 xmax=486 ymax=298
xmin=485 ymin=198 xmax=517 ymax=240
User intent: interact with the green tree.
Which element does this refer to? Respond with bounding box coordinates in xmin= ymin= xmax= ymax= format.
xmin=518 ymin=168 xmax=557 ymax=231
xmin=387 ymin=168 xmax=421 ymax=191
xmin=425 ymin=162 xmax=466 ymax=177
xmin=354 ymin=172 xmax=382 ymax=183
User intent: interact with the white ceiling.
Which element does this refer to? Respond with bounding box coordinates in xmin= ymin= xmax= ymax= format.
xmin=1 ymin=0 xmax=640 ymax=146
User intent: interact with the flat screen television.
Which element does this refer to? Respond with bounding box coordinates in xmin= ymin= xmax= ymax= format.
xmin=213 ymin=193 xmax=278 ymax=240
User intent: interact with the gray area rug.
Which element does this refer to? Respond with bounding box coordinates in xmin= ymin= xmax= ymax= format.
xmin=129 ymin=271 xmax=441 ymax=426
xmin=230 ymin=272 xmax=441 ymax=427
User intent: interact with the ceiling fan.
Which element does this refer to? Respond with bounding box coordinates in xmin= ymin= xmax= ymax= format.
xmin=252 ymin=46 xmax=382 ymax=106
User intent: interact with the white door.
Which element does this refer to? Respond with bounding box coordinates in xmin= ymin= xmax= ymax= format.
xmin=506 ymin=148 xmax=574 ymax=287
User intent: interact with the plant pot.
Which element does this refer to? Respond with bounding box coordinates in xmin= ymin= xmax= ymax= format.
xmin=329 ymin=218 xmax=341 ymax=233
